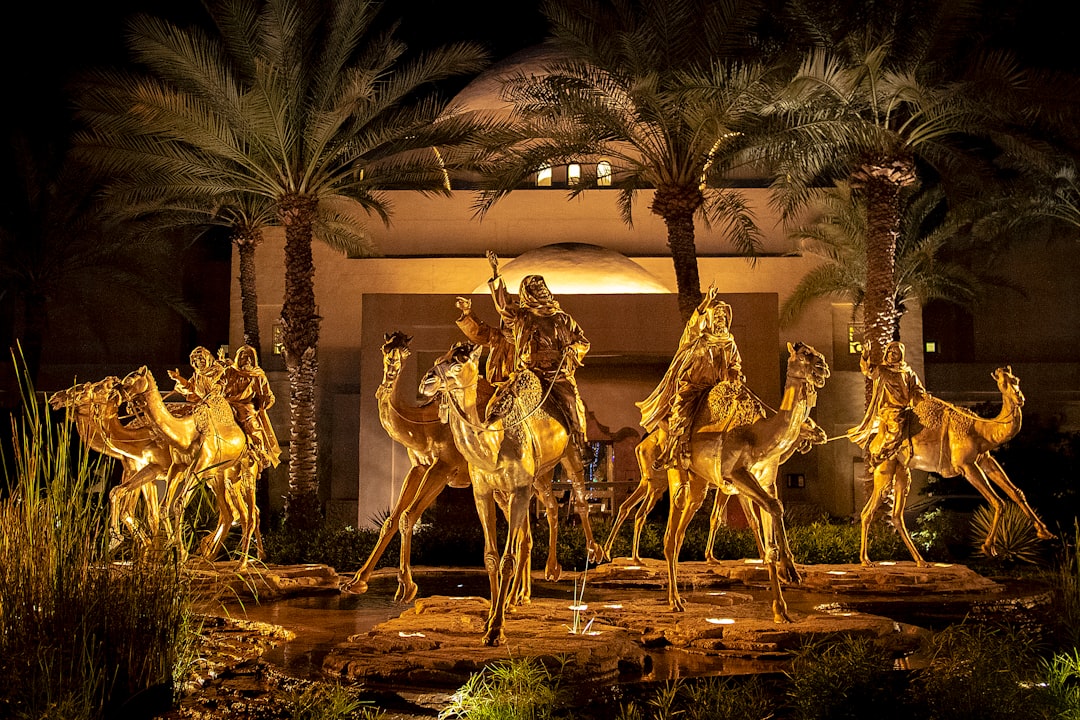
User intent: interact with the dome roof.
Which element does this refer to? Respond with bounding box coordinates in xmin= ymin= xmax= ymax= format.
xmin=450 ymin=46 xmax=564 ymax=116
xmin=475 ymin=243 xmax=669 ymax=294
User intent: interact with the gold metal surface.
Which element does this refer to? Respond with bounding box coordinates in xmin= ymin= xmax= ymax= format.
xmin=50 ymin=346 xmax=280 ymax=565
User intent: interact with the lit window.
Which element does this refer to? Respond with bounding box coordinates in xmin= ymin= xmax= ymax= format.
xmin=925 ymin=341 xmax=938 ymax=353
xmin=597 ymin=160 xmax=612 ymax=186
xmin=848 ymin=325 xmax=863 ymax=355
xmin=536 ymin=165 xmax=552 ymax=187
xmin=567 ymin=163 xmax=581 ymax=186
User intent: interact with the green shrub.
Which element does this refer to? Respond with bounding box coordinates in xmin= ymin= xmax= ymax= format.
xmin=910 ymin=622 xmax=1043 ymax=720
xmin=0 ymin=370 xmax=194 ymax=720
xmin=439 ymin=657 xmax=564 ymax=720
xmin=970 ymin=503 xmax=1042 ymax=566
xmin=787 ymin=635 xmax=904 ymax=720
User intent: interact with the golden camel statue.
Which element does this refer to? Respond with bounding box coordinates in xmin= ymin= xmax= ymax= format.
xmin=49 ymin=377 xmax=182 ymax=543
xmin=343 ymin=332 xmax=470 ymax=601
xmin=419 ymin=341 xmax=586 ymax=646
xmin=663 ymin=342 xmax=830 ymax=623
xmin=344 ymin=332 xmax=593 ymax=601
xmin=603 ymin=417 xmax=826 ymax=564
xmin=119 ymin=366 xmax=263 ymax=563
xmin=859 ymin=365 xmax=1054 ymax=566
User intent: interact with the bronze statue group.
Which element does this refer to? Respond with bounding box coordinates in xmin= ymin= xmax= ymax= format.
xmin=51 ymin=252 xmax=1055 ymax=645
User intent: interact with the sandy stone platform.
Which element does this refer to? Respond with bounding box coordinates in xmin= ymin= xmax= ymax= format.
xmin=320 ymin=558 xmax=986 ymax=689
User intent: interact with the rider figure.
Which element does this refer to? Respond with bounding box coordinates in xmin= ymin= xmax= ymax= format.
xmin=638 ymin=287 xmax=744 ymax=470
xmin=848 ymin=340 xmax=927 ymax=467
xmin=222 ymin=345 xmax=281 ymax=470
xmin=484 ymin=251 xmax=592 ymax=462
xmin=170 ymin=346 xmax=226 ymax=404
xmin=455 ymin=295 xmax=516 ymax=384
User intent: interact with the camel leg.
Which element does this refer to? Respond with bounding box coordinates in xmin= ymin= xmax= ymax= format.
xmin=395 ymin=462 xmax=457 ymax=603
xmin=859 ymin=460 xmax=893 ymax=566
xmin=958 ymin=461 xmax=1007 ymax=556
xmin=663 ymin=468 xmax=707 ymax=612
xmin=632 ymin=486 xmax=664 ymax=564
xmin=728 ymin=466 xmax=794 ymax=623
xmin=345 ymin=464 xmax=427 ymax=594
xmin=738 ymin=494 xmax=766 ymax=559
xmin=602 ymin=479 xmax=649 ymax=562
xmin=705 ymin=490 xmax=732 ymax=564
xmin=510 ymin=520 xmax=534 ymax=606
xmin=484 ymin=485 xmax=532 ymax=647
xmin=473 ymin=486 xmax=501 ymax=614
xmin=978 ymin=454 xmax=1055 ymax=540
xmin=890 ymin=463 xmax=928 ymax=566
xmin=533 ymin=469 xmax=562 ymax=582
xmin=200 ymin=475 xmax=232 ymax=561
xmin=563 ymin=455 xmax=600 ymax=563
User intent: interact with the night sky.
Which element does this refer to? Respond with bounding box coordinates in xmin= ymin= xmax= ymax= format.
xmin=1 ymin=0 xmax=547 ymax=143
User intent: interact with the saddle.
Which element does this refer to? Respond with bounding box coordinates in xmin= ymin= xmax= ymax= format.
xmin=485 ymin=370 xmax=549 ymax=444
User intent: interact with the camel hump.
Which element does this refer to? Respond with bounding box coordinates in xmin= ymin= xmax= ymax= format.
xmin=913 ymin=395 xmax=976 ymax=433
xmin=695 ymin=381 xmax=765 ymax=433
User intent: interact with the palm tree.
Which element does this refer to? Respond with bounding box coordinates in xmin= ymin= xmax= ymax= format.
xmin=760 ymin=0 xmax=1040 ymax=359
xmin=74 ymin=0 xmax=490 ymax=531
xmin=476 ymin=0 xmax=774 ymax=321
xmin=781 ymin=182 xmax=1005 ymax=330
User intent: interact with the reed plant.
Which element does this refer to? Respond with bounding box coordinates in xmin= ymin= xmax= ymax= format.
xmin=439 ymin=656 xmax=564 ymax=720
xmin=0 ymin=364 xmax=195 ymax=719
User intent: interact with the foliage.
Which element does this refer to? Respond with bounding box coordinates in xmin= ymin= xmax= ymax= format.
xmin=912 ymin=507 xmax=972 ymax=562
xmin=970 ymin=503 xmax=1042 ymax=566
xmin=439 ymin=656 xmax=564 ymax=720
xmin=910 ymin=622 xmax=1044 ymax=720
xmin=781 ymin=183 xmax=1002 ymax=328
xmin=263 ymin=519 xmax=385 ymax=571
xmin=1038 ymin=521 xmax=1080 ymax=652
xmin=786 ymin=635 xmax=903 ymax=720
xmin=281 ymin=681 xmax=381 ymax=720
xmin=1039 ymin=648 xmax=1080 ymax=718
xmin=74 ymin=0 xmax=493 ymax=532
xmin=0 ymin=365 xmax=194 ymax=720
xmin=477 ymin=0 xmax=775 ymax=319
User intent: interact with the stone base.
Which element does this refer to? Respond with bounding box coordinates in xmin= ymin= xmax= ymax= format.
xmin=321 ymin=561 xmax=948 ymax=689
xmin=188 ymin=560 xmax=341 ymax=602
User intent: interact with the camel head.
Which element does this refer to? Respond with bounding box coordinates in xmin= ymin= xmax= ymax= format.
xmin=795 ymin=417 xmax=828 ymax=454
xmin=119 ymin=366 xmax=154 ymax=397
xmin=419 ymin=342 xmax=482 ymax=400
xmin=786 ymin=342 xmax=830 ymax=389
xmin=381 ymin=332 xmax=413 ymax=381
xmin=993 ymin=366 xmax=1024 ymax=407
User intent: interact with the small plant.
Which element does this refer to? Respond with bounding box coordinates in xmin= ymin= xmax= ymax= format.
xmin=439 ymin=657 xmax=563 ymax=720
xmin=282 ymin=681 xmax=381 ymax=720
xmin=970 ymin=503 xmax=1041 ymax=565
xmin=911 ymin=622 xmax=1043 ymax=720
xmin=787 ymin=635 xmax=901 ymax=720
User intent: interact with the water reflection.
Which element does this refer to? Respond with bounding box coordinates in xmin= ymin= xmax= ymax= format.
xmin=202 ymin=568 xmax=1048 ymax=683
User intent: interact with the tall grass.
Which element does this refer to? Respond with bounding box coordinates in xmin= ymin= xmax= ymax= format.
xmin=0 ymin=366 xmax=194 ymax=719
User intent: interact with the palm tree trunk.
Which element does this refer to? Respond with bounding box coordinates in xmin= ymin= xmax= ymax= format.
xmin=233 ymin=227 xmax=263 ymax=353
xmin=652 ymin=185 xmax=704 ymax=322
xmin=278 ymin=192 xmax=322 ymax=532
xmin=854 ymin=161 xmax=915 ymax=361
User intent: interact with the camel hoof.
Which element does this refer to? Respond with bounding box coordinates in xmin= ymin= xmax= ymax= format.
xmin=482 ymin=631 xmax=505 ymax=647
xmin=669 ymin=599 xmax=686 ymax=613
xmin=1037 ymin=529 xmax=1056 ymax=541
xmin=395 ymin=582 xmax=418 ymax=604
xmin=342 ymin=579 xmax=369 ymax=595
xmin=546 ymin=566 xmax=562 ymax=582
